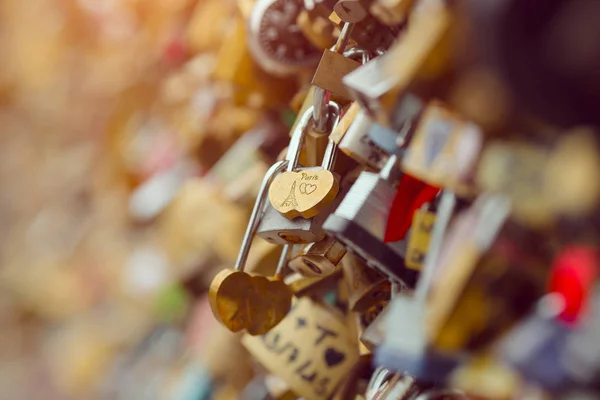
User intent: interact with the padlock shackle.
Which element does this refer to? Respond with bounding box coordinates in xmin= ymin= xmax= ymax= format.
xmin=234 ymin=160 xmax=288 ymax=271
xmin=343 ymin=47 xmax=372 ymax=64
xmin=275 ymin=244 xmax=292 ymax=278
xmin=287 ymin=103 xmax=341 ymax=172
xmin=416 ymin=190 xmax=456 ymax=301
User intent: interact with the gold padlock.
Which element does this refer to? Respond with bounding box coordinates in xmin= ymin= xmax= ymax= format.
xmin=341 ymin=252 xmax=391 ymax=312
xmin=402 ymin=101 xmax=482 ymax=193
xmin=312 ymin=50 xmax=362 ymax=101
xmin=289 ymin=237 xmax=348 ymax=277
xmin=342 ymin=3 xmax=453 ymax=127
xmin=427 ymin=198 xmax=548 ymax=353
xmin=242 ymin=297 xmax=359 ymax=400
xmin=405 ymin=206 xmax=436 ymax=271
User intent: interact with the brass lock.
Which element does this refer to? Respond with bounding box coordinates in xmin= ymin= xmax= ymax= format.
xmin=405 ymin=205 xmax=436 ymax=271
xmin=312 ymin=49 xmax=362 ymax=101
xmin=289 ymin=236 xmax=348 ymax=277
xmin=341 ymin=252 xmax=391 ymax=312
xmin=242 ymin=297 xmax=359 ymax=400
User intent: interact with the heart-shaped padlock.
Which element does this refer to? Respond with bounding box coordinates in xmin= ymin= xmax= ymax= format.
xmin=209 ymin=160 xmax=294 ymax=335
xmin=268 ymin=105 xmax=341 ymax=219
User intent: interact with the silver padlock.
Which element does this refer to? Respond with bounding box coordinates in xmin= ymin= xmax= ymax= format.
xmin=368 ymin=94 xmax=424 ymax=155
xmin=338 ymin=108 xmax=388 ymax=170
xmin=323 ymin=155 xmax=417 ymax=286
xmin=257 ymin=103 xmax=341 ymax=245
xmin=375 ymin=193 xmax=506 ymax=383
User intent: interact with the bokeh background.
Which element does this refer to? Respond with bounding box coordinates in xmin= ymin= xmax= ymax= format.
xmin=0 ymin=0 xmax=296 ymax=398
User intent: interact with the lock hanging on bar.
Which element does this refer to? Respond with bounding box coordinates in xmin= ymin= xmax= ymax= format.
xmin=209 ymin=160 xmax=294 ymax=335
xmin=323 ymin=154 xmax=418 ymax=287
xmin=258 ymin=103 xmax=343 ymax=245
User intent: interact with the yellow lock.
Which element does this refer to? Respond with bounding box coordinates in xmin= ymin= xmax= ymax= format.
xmin=242 ymin=297 xmax=359 ymax=400
xmin=405 ymin=208 xmax=436 ymax=271
xmin=402 ymin=101 xmax=482 ymax=193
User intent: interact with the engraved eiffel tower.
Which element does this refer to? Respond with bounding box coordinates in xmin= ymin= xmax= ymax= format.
xmin=280 ymin=181 xmax=298 ymax=208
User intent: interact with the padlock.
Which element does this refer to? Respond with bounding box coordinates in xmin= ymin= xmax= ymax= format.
xmin=497 ymin=294 xmax=575 ymax=393
xmin=342 ymin=4 xmax=452 ymax=127
xmin=323 ymin=155 xmax=417 ymax=286
xmin=498 ymin=249 xmax=599 ymax=391
xmin=312 ymin=50 xmax=362 ymax=101
xmin=367 ymin=94 xmax=423 ymax=155
xmin=289 ymin=236 xmax=347 ymax=277
xmin=477 ymin=129 xmax=600 ymax=228
xmin=268 ymin=105 xmax=341 ymax=220
xmin=427 ymin=195 xmax=549 ymax=354
xmin=331 ymin=104 xmax=388 ymax=169
xmin=328 ymin=11 xmax=397 ymax=53
xmin=360 ymin=297 xmax=394 ymax=351
xmin=341 ymin=252 xmax=390 ymax=312
xmin=209 ymin=160 xmax=294 ymax=335
xmin=258 ymin=104 xmax=342 ymax=244
xmin=247 ymin=0 xmax=322 ymax=76
xmin=375 ymin=190 xmax=462 ymax=382
xmin=242 ymin=297 xmax=359 ymax=400
xmin=405 ymin=203 xmax=437 ymax=271
xmin=562 ymin=287 xmax=600 ymax=388
xmin=402 ymin=101 xmax=482 ymax=193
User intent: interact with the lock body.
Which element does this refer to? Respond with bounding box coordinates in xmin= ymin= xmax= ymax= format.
xmin=259 ymin=163 xmax=345 ymax=245
xmin=339 ymin=110 xmax=388 ymax=169
xmin=324 ymin=171 xmax=418 ymax=287
xmin=257 ymin=202 xmax=328 ymax=245
xmin=289 ymin=236 xmax=347 ymax=277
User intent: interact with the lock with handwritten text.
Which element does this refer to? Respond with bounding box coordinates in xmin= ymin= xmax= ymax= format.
xmin=243 ymin=297 xmax=359 ymax=400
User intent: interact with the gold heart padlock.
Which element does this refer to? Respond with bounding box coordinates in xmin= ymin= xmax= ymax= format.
xmin=269 ymin=104 xmax=341 ymax=219
xmin=209 ymin=160 xmax=294 ymax=335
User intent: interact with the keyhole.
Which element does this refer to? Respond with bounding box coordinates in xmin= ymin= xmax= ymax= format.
xmin=304 ymin=260 xmax=322 ymax=274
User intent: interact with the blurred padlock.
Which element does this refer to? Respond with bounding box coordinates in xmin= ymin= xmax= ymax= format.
xmin=242 ymin=297 xmax=359 ymax=400
xmin=247 ymin=0 xmax=322 ymax=76
xmin=405 ymin=203 xmax=437 ymax=271
xmin=376 ymin=191 xmax=461 ymax=382
xmin=258 ymin=104 xmax=342 ymax=244
xmin=324 ymin=155 xmax=417 ymax=286
xmin=343 ymin=3 xmax=452 ymax=126
xmin=341 ymin=252 xmax=390 ymax=312
xmin=428 ymin=197 xmax=549 ymax=354
xmin=402 ymin=101 xmax=482 ymax=193
xmin=330 ymin=104 xmax=388 ymax=170
xmin=312 ymin=49 xmax=362 ymax=101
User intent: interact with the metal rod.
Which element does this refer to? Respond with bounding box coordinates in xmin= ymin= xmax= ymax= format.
xmin=234 ymin=160 xmax=288 ymax=271
xmin=275 ymin=245 xmax=292 ymax=278
xmin=415 ymin=190 xmax=456 ymax=302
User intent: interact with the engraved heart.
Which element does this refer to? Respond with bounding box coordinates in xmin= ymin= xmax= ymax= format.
xmin=209 ymin=269 xmax=293 ymax=336
xmin=268 ymin=168 xmax=339 ymax=220
xmin=299 ymin=183 xmax=317 ymax=195
xmin=324 ymin=347 xmax=346 ymax=367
